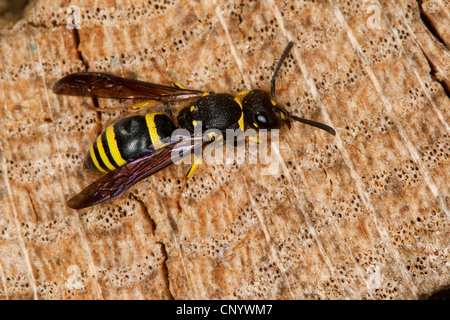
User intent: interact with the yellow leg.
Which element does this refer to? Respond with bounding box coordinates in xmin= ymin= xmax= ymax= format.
xmin=186 ymin=156 xmax=202 ymax=180
xmin=129 ymin=100 xmax=160 ymax=111
xmin=247 ymin=136 xmax=262 ymax=144
xmin=173 ymin=82 xmax=186 ymax=89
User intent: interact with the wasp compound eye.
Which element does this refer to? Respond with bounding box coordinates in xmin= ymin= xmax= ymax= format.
xmin=254 ymin=113 xmax=268 ymax=126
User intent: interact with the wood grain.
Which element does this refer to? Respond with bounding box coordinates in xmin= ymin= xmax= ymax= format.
xmin=0 ymin=0 xmax=448 ymax=299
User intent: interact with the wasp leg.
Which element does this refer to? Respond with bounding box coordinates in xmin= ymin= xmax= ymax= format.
xmin=180 ymin=156 xmax=202 ymax=193
xmin=129 ymin=100 xmax=160 ymax=111
xmin=247 ymin=136 xmax=263 ymax=144
xmin=173 ymin=82 xmax=186 ymax=89
xmin=185 ymin=156 xmax=202 ymax=180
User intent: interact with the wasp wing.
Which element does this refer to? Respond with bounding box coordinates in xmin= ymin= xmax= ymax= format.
xmin=53 ymin=72 xmax=203 ymax=102
xmin=67 ymin=135 xmax=210 ymax=209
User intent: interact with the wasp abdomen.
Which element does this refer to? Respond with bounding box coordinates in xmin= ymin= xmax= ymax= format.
xmin=85 ymin=113 xmax=176 ymax=173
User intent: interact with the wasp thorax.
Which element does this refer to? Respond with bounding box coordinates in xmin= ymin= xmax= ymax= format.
xmin=242 ymin=90 xmax=285 ymax=129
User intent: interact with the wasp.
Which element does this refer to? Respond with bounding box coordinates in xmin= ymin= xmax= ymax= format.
xmin=54 ymin=42 xmax=336 ymax=209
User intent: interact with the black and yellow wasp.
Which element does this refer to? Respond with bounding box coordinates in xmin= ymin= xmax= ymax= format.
xmin=54 ymin=42 xmax=335 ymax=209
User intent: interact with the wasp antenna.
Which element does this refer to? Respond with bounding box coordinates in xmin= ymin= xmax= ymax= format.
xmin=271 ymin=42 xmax=294 ymax=98
xmin=288 ymin=113 xmax=336 ymax=136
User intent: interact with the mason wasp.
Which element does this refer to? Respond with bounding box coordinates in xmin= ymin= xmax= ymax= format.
xmin=54 ymin=42 xmax=336 ymax=209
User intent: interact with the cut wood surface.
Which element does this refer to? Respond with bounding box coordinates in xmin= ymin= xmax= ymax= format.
xmin=0 ymin=0 xmax=448 ymax=299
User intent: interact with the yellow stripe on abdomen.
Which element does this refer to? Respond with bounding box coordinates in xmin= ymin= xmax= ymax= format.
xmin=89 ymin=144 xmax=107 ymax=173
xmin=145 ymin=113 xmax=167 ymax=150
xmin=105 ymin=125 xmax=126 ymax=167
xmin=96 ymin=134 xmax=116 ymax=171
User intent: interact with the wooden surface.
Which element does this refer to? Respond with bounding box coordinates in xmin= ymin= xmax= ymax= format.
xmin=0 ymin=0 xmax=448 ymax=299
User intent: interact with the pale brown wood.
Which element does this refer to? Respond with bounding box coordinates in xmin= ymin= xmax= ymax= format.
xmin=0 ymin=0 xmax=448 ymax=299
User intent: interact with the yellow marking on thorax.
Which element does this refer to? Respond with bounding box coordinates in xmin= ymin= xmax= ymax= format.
xmin=234 ymin=95 xmax=245 ymax=131
xmin=145 ymin=113 xmax=168 ymax=150
xmin=96 ymin=135 xmax=116 ymax=171
xmin=105 ymin=125 xmax=126 ymax=167
xmin=89 ymin=145 xmax=107 ymax=173
xmin=237 ymin=89 xmax=251 ymax=97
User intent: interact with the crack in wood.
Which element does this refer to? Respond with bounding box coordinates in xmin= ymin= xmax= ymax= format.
xmin=416 ymin=1 xmax=450 ymax=98
xmin=27 ymin=190 xmax=39 ymax=223
xmin=157 ymin=240 xmax=175 ymax=300
xmin=417 ymin=44 xmax=450 ymax=99
xmin=130 ymin=192 xmax=174 ymax=299
xmin=72 ymin=28 xmax=101 ymax=125
xmin=416 ymin=0 xmax=447 ymax=47
xmin=130 ymin=193 xmax=156 ymax=236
